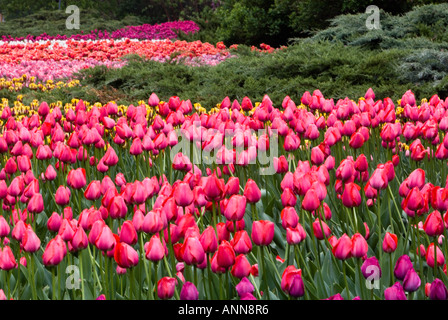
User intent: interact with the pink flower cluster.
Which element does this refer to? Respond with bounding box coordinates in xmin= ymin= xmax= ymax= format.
xmin=0 ymin=21 xmax=200 ymax=42
xmin=0 ymin=59 xmax=127 ymax=82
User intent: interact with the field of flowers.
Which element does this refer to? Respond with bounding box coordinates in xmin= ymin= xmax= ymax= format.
xmin=0 ymin=17 xmax=447 ymax=302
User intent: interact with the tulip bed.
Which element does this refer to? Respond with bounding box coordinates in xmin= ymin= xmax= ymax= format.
xmin=0 ymin=87 xmax=447 ymax=301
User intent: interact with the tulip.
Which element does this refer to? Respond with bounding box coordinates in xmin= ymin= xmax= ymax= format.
xmin=119 ymin=220 xmax=138 ymax=245
xmin=286 ymin=224 xmax=306 ymax=245
xmin=0 ymin=216 xmax=10 ymax=238
xmin=182 ymin=236 xmax=206 ymax=266
xmin=94 ymin=224 xmax=116 ymax=252
xmin=55 ymin=186 xmax=70 ymax=206
xmin=114 ymin=242 xmax=139 ymax=269
xmin=429 ymin=278 xmax=448 ymax=300
xmin=280 ymin=206 xmax=299 ymax=230
xmin=70 ymin=226 xmax=88 ymax=251
xmin=157 ymin=277 xmax=177 ymax=300
xmin=361 ymin=256 xmax=382 ymax=280
xmin=342 ymin=183 xmax=361 ymax=208
xmin=301 ymin=189 xmax=320 ymax=212
xmin=145 ymin=235 xmax=165 ymax=262
xmin=235 ymin=277 xmax=255 ymax=297
xmin=426 ymin=243 xmax=445 ymax=268
xmin=312 ymin=219 xmax=331 ymax=240
xmin=67 ymin=168 xmax=87 ymax=189
xmin=27 ymin=193 xmax=44 ymax=214
xmin=216 ymin=240 xmax=236 ymax=269
xmin=251 ymin=220 xmax=274 ymax=246
xmin=351 ymin=233 xmax=368 ymax=258
xmin=84 ymin=180 xmax=102 ymax=201
xmin=0 ymin=246 xmax=17 ymax=270
xmin=223 ymin=195 xmax=247 ymax=221
xmin=108 ymin=195 xmax=128 ymax=219
xmin=332 ymin=234 xmax=352 ymax=260
xmin=199 ymin=226 xmax=218 ymax=253
xmin=173 ymin=182 xmax=194 ymax=207
xmin=281 ymin=188 xmax=297 ymax=207
xmin=180 ymin=282 xmax=199 ymax=300
xmin=403 ymin=268 xmax=421 ymax=292
xmin=231 ymin=254 xmax=252 ymax=279
xmin=203 ymin=173 xmax=224 ymax=201
xmin=382 ymin=232 xmax=398 ymax=253
xmin=281 ymin=266 xmax=305 ymax=298
xmin=423 ymin=210 xmax=445 ymax=237
xmin=384 ymin=282 xmax=407 ymax=300
xmin=393 ymin=255 xmax=413 ymax=280
xmin=243 ymin=179 xmax=261 ymax=203
xmin=42 ymin=235 xmax=67 ymax=266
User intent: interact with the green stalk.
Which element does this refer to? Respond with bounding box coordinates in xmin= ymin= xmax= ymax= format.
xmin=342 ymin=261 xmax=350 ymax=300
xmin=260 ymin=245 xmax=270 ymax=300
xmin=79 ymin=251 xmax=85 ymax=300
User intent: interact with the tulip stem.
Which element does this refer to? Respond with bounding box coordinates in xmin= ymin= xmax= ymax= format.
xmin=7 ymin=270 xmax=10 ymax=300
xmin=79 ymin=251 xmax=85 ymax=300
xmin=260 ymin=245 xmax=270 ymax=300
xmin=52 ymin=267 xmax=56 ymax=300
xmin=28 ymin=253 xmax=38 ymax=300
xmin=58 ymin=262 xmax=62 ymax=300
xmin=342 ymin=261 xmax=350 ymax=300
xmin=377 ymin=193 xmax=383 ymax=278
xmin=130 ymin=267 xmax=136 ymax=300
xmin=389 ymin=253 xmax=394 ymax=287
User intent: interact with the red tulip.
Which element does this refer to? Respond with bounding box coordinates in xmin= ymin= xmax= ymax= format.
xmin=84 ymin=180 xmax=102 ymax=201
xmin=70 ymin=226 xmax=89 ymax=251
xmin=231 ymin=254 xmax=252 ymax=279
xmin=243 ymin=179 xmax=261 ymax=204
xmin=301 ymin=189 xmax=320 ymax=212
xmin=281 ymin=265 xmax=305 ymax=298
xmin=108 ymin=195 xmax=128 ymax=219
xmin=157 ymin=277 xmax=177 ymax=300
xmin=199 ymin=226 xmax=218 ymax=253
xmin=280 ymin=206 xmax=299 ymax=230
xmin=251 ymin=220 xmax=274 ymax=246
xmin=216 ymin=240 xmax=236 ymax=269
xmin=0 ymin=246 xmax=17 ymax=271
xmin=423 ymin=210 xmax=445 ymax=237
xmin=203 ymin=174 xmax=224 ymax=201
xmin=312 ymin=219 xmax=331 ymax=240
xmin=230 ymin=230 xmax=252 ymax=255
xmin=342 ymin=183 xmax=361 ymax=208
xmin=21 ymin=226 xmax=41 ymax=253
xmin=27 ymin=192 xmax=44 ymax=214
xmin=223 ymin=194 xmax=246 ymax=221
xmin=114 ymin=242 xmax=139 ymax=269
xmin=42 ymin=235 xmax=67 ymax=266
xmin=182 ymin=236 xmax=206 ymax=266
xmin=351 ymin=233 xmax=368 ymax=258
xmin=119 ymin=220 xmax=138 ymax=245
xmin=0 ymin=216 xmax=10 ymax=238
xmin=426 ymin=243 xmax=445 ymax=268
xmin=145 ymin=235 xmax=165 ymax=262
xmin=382 ymin=232 xmax=398 ymax=253
xmin=94 ymin=224 xmax=116 ymax=251
xmin=67 ymin=168 xmax=86 ymax=189
xmin=173 ymin=182 xmax=194 ymax=207
xmin=332 ymin=234 xmax=353 ymax=260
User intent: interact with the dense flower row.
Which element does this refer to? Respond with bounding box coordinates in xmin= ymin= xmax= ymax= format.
xmin=0 ymin=39 xmax=235 ymax=81
xmin=0 ymin=60 xmax=127 ymax=82
xmin=0 ymin=21 xmax=200 ymax=42
xmin=1 ymin=88 xmax=447 ymax=301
